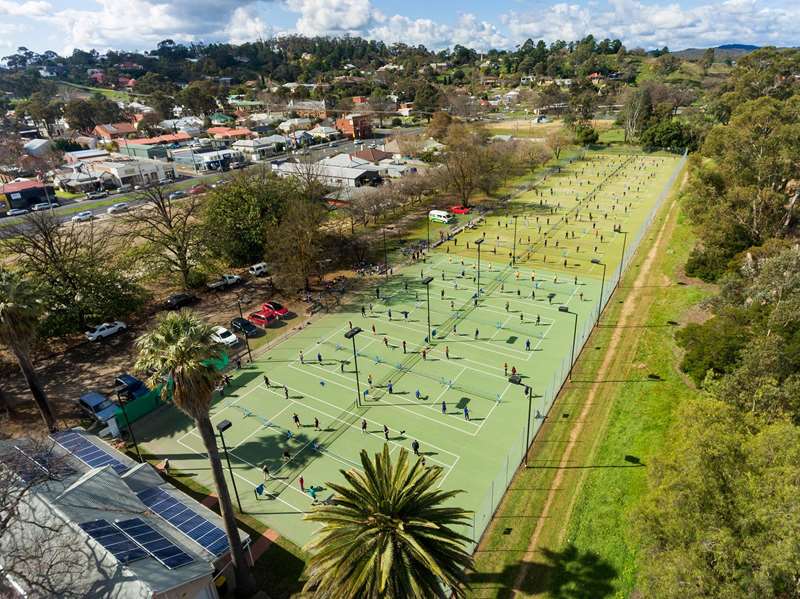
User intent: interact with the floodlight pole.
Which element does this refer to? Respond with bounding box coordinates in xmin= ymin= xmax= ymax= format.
xmin=345 ymin=327 xmax=363 ymax=407
xmin=512 ymin=215 xmax=518 ymax=265
xmin=382 ymin=227 xmax=388 ymax=278
xmin=559 ymin=306 xmax=578 ymax=381
xmin=616 ymin=230 xmax=628 ymax=290
xmin=217 ymin=420 xmax=243 ymax=513
xmin=591 ymin=258 xmax=606 ymax=323
xmin=237 ymin=298 xmax=253 ymax=363
xmin=475 ymin=238 xmax=484 ymax=305
xmin=525 ymin=385 xmax=532 ymax=467
xmin=422 ymin=276 xmax=434 ymax=343
xmin=427 ymin=216 xmax=431 ymax=252
xmin=116 ymin=390 xmax=142 ymax=463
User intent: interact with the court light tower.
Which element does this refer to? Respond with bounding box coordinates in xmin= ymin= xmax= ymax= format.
xmin=422 ymin=276 xmax=434 ymax=343
xmin=525 ymin=384 xmax=533 ymax=467
xmin=512 ymin=215 xmax=519 ymax=265
xmin=115 ymin=389 xmax=142 ymax=463
xmin=236 ymin=297 xmax=253 ymax=363
xmin=559 ymin=305 xmax=578 ymax=381
xmin=426 ymin=216 xmax=431 ymax=252
xmin=474 ymin=238 xmax=484 ymax=305
xmin=616 ymin=229 xmax=628 ymax=290
xmin=382 ymin=227 xmax=388 ymax=278
xmin=590 ymin=258 xmax=606 ymax=323
xmin=216 ymin=419 xmax=243 ymax=513
xmin=344 ymin=327 xmax=363 ymax=407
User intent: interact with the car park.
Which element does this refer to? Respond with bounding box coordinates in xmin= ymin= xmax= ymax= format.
xmin=107 ymin=202 xmax=129 ymax=215
xmin=231 ymin=317 xmax=258 ymax=337
xmin=211 ymin=325 xmax=239 ymax=347
xmin=248 ymin=262 xmax=269 ymax=277
xmin=85 ymin=321 xmax=127 ymax=341
xmin=248 ymin=309 xmax=276 ymax=328
xmin=31 ymin=202 xmax=60 ymax=211
xmin=113 ymin=373 xmax=149 ymax=399
xmin=71 ymin=211 xmax=94 ymax=222
xmin=164 ymin=292 xmax=197 ymax=310
xmin=6 ymin=208 xmax=29 ymax=217
xmin=262 ymin=301 xmax=289 ymax=318
xmin=78 ymin=391 xmax=119 ymax=423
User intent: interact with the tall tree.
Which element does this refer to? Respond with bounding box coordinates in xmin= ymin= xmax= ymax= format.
xmin=135 ymin=311 xmax=256 ymax=595
xmin=545 ymin=128 xmax=570 ymax=161
xmin=303 ymin=445 xmax=473 ymax=598
xmin=265 ymin=197 xmax=326 ymax=291
xmin=0 ymin=269 xmax=57 ymax=431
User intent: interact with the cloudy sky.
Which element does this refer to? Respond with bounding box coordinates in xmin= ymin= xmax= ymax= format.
xmin=1 ymin=0 xmax=798 ymax=56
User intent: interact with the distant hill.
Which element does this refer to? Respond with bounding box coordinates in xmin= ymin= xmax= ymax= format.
xmin=674 ymin=44 xmax=759 ymax=60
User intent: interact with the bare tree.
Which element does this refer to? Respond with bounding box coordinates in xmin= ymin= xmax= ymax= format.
xmin=439 ymin=124 xmax=487 ymax=207
xmin=120 ymin=185 xmax=207 ymax=289
xmin=265 ymin=198 xmax=327 ymax=291
xmin=292 ymin=155 xmax=328 ymax=201
xmin=545 ymin=128 xmax=570 ymax=161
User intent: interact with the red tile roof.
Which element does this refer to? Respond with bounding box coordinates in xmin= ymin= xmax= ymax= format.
xmin=352 ymin=148 xmax=392 ymax=163
xmin=1 ymin=180 xmax=45 ymax=193
xmin=207 ymin=127 xmax=254 ymax=138
xmin=121 ymin=132 xmax=192 ymax=145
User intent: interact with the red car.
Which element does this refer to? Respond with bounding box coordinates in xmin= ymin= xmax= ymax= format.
xmin=450 ymin=205 xmax=470 ymax=214
xmin=262 ymin=301 xmax=289 ymax=318
xmin=189 ymin=184 xmax=210 ymax=195
xmin=248 ymin=309 xmax=276 ymax=328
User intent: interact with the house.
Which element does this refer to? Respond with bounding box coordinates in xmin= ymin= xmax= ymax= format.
xmin=335 ymin=113 xmax=372 ymax=139
xmin=277 ymin=118 xmax=312 ymax=133
xmin=352 ymin=148 xmax=393 ymax=163
xmin=206 ymin=127 xmax=254 ymax=141
xmin=352 ymin=96 xmax=369 ymax=104
xmin=232 ymin=136 xmax=287 ymax=161
xmin=397 ymin=102 xmax=414 ymax=117
xmin=122 ymin=132 xmax=193 ymax=146
xmin=588 ymin=72 xmax=604 ymax=85
xmin=22 ymin=138 xmax=52 ymax=157
xmin=210 ymin=113 xmax=235 ymax=126
xmin=287 ymin=99 xmax=328 ymax=118
xmin=0 ymin=431 xmax=251 ymax=598
xmin=0 ymin=179 xmax=56 ymax=211
xmin=286 ymin=130 xmax=314 ymax=147
xmin=273 ymin=161 xmax=380 ymax=188
xmin=308 ymin=125 xmax=340 ymax=140
xmin=93 ymin=122 xmax=137 ymax=141
xmin=88 ymin=71 xmax=106 ymax=85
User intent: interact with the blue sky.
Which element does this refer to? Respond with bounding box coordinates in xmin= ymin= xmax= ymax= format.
xmin=1 ymin=0 xmax=798 ymax=56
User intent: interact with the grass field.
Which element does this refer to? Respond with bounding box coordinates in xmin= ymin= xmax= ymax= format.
xmin=134 ymin=150 xmax=684 ymax=557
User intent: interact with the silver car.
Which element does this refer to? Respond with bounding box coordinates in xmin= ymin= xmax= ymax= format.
xmin=71 ymin=211 xmax=94 ymax=222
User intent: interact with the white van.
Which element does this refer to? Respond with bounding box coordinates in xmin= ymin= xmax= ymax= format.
xmin=249 ymin=262 xmax=269 ymax=277
xmin=428 ymin=209 xmax=454 ymax=224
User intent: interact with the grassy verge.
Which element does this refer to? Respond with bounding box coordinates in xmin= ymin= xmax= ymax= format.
xmin=468 ymin=167 xmax=708 ymax=598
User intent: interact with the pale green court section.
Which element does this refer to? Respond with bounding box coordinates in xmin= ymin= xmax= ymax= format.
xmin=135 ymin=151 xmax=682 ymax=551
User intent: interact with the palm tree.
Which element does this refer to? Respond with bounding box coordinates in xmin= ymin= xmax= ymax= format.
xmin=135 ymin=310 xmax=256 ymax=595
xmin=303 ymin=445 xmax=473 ymax=599
xmin=0 ymin=268 xmax=57 ymax=431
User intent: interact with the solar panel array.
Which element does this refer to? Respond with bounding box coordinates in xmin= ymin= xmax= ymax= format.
xmin=137 ymin=487 xmax=230 ymax=557
xmin=79 ymin=519 xmax=149 ymax=565
xmin=116 ymin=518 xmax=194 ymax=569
xmin=51 ymin=431 xmax=129 ymax=475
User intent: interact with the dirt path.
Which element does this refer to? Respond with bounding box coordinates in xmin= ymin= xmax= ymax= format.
xmin=511 ymin=195 xmax=680 ymax=594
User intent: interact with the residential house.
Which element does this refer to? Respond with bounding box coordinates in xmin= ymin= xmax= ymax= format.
xmin=232 ymin=136 xmax=287 ymax=161
xmin=277 ymin=118 xmax=312 ymax=133
xmin=397 ymin=102 xmax=414 ymax=117
xmin=93 ymin=122 xmax=137 ymax=141
xmin=0 ymin=179 xmax=56 ymax=211
xmin=308 ymin=125 xmax=340 ymax=141
xmin=352 ymin=96 xmax=368 ymax=105
xmin=0 ymin=431 xmax=251 ymax=598
xmin=351 ymin=148 xmax=393 ymax=163
xmin=206 ymin=127 xmax=255 ymax=141
xmin=287 ymin=99 xmax=328 ymax=118
xmin=588 ymin=72 xmax=604 ymax=86
xmin=210 ymin=113 xmax=235 ymax=126
xmin=335 ymin=113 xmax=372 ymax=139
xmin=286 ymin=130 xmax=314 ymax=147
xmin=122 ymin=132 xmax=193 ymax=147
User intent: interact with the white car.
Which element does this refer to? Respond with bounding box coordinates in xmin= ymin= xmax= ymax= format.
xmin=211 ymin=326 xmax=239 ymax=347
xmin=107 ymin=202 xmax=129 ymax=215
xmin=6 ymin=208 xmax=29 ymax=217
xmin=85 ymin=321 xmax=127 ymax=341
xmin=72 ymin=211 xmax=94 ymax=222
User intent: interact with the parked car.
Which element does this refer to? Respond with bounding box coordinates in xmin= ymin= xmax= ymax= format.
xmin=117 ymin=184 xmax=133 ymax=193
xmin=78 ymin=391 xmax=119 ymax=422
xmin=85 ymin=321 xmax=127 ymax=341
xmin=211 ymin=325 xmax=239 ymax=347
xmin=86 ymin=190 xmax=108 ymax=200
xmin=164 ymin=292 xmax=197 ymax=310
xmin=6 ymin=208 xmax=29 ymax=217
xmin=206 ymin=274 xmax=242 ymax=291
xmin=168 ymin=190 xmax=186 ymax=200
xmin=71 ymin=211 xmax=94 ymax=222
xmin=114 ymin=373 xmax=149 ymax=399
xmin=107 ymin=202 xmax=129 ymax=215
xmin=188 ymin=184 xmax=209 ymax=195
xmin=230 ymin=317 xmax=258 ymax=337
xmin=248 ymin=309 xmax=276 ymax=328
xmin=262 ymin=301 xmax=289 ymax=318
xmin=31 ymin=202 xmax=60 ymax=211
xmin=248 ymin=262 xmax=269 ymax=277
xmin=450 ymin=205 xmax=470 ymax=214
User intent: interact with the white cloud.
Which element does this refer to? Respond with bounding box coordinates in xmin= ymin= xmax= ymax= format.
xmin=287 ymin=0 xmax=377 ymax=36
xmin=367 ymin=13 xmax=507 ymax=51
xmin=225 ymin=4 xmax=273 ymax=44
xmin=0 ymin=0 xmax=51 ymax=17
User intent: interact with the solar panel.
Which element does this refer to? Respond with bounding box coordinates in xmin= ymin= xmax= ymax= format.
xmin=137 ymin=487 xmax=229 ymax=556
xmin=115 ymin=518 xmax=194 ymax=570
xmin=51 ymin=431 xmax=129 ymax=475
xmin=79 ymin=519 xmax=149 ymax=564
xmin=14 ymin=445 xmax=75 ymax=482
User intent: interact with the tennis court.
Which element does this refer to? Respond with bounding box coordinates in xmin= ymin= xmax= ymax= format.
xmin=135 ymin=150 xmax=685 ymax=550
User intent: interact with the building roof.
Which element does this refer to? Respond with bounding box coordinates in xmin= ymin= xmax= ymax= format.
xmin=206 ymin=127 xmax=253 ymax=138
xmin=66 ymin=149 xmax=110 ymax=162
xmin=0 ymin=431 xmax=249 ymax=597
xmin=352 ymin=148 xmax=393 ymax=163
xmin=0 ymin=179 xmax=45 ymax=194
xmin=23 ymin=138 xmax=51 ymax=154
xmin=94 ymin=122 xmax=137 ymax=137
xmin=275 ymin=161 xmax=373 ymax=181
xmin=121 ymin=132 xmax=192 ymax=145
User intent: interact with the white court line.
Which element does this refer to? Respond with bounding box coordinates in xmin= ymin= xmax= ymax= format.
xmin=475 ymin=382 xmax=512 ymax=435
xmin=431 ymin=366 xmax=467 ymax=405
xmin=230 ymin=403 xmax=293 ymax=452
xmin=178 ymin=379 xmax=265 ymax=443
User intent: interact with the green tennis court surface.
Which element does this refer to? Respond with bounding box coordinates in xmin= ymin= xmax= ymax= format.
xmin=136 ymin=151 xmax=684 ymax=550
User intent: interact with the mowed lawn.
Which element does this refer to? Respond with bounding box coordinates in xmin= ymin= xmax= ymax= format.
xmin=468 ymin=170 xmax=708 ymax=598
